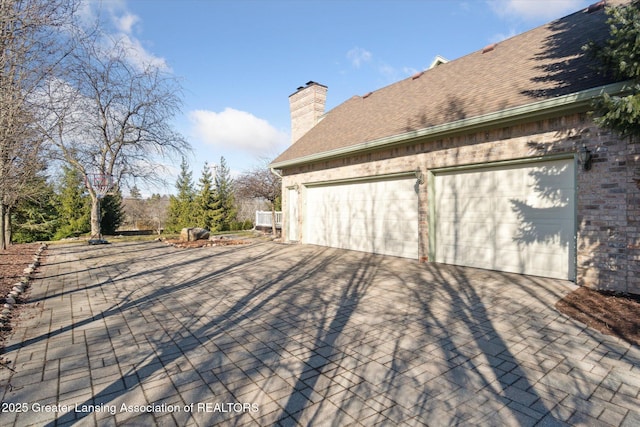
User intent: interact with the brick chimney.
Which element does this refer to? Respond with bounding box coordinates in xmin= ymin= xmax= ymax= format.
xmin=289 ymin=81 xmax=327 ymax=144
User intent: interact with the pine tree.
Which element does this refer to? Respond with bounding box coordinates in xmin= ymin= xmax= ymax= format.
xmin=12 ymin=175 xmax=58 ymax=243
xmin=100 ymin=186 xmax=124 ymax=235
xmin=166 ymin=157 xmax=196 ymax=232
xmin=585 ymin=0 xmax=640 ymax=137
xmin=54 ymin=166 xmax=90 ymax=239
xmin=214 ymin=156 xmax=237 ymax=231
xmin=130 ymin=186 xmax=142 ymax=199
xmin=195 ymin=162 xmax=223 ymax=232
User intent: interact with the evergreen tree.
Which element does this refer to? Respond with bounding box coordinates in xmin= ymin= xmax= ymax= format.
xmin=12 ymin=175 xmax=58 ymax=243
xmin=100 ymin=186 xmax=124 ymax=235
xmin=130 ymin=186 xmax=142 ymax=199
xmin=214 ymin=156 xmax=237 ymax=231
xmin=195 ymin=162 xmax=223 ymax=232
xmin=54 ymin=166 xmax=90 ymax=239
xmin=166 ymin=157 xmax=196 ymax=232
xmin=585 ymin=0 xmax=640 ymax=137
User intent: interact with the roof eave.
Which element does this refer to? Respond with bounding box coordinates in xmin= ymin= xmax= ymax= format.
xmin=270 ymin=81 xmax=631 ymax=170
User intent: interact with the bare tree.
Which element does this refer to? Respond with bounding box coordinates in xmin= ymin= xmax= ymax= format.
xmin=41 ymin=34 xmax=189 ymax=238
xmin=0 ymin=0 xmax=77 ymax=249
xmin=147 ymin=194 xmax=169 ymax=235
xmin=235 ymin=162 xmax=282 ymax=236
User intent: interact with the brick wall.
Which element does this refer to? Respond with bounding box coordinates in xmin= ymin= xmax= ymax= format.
xmin=281 ymin=113 xmax=640 ymax=294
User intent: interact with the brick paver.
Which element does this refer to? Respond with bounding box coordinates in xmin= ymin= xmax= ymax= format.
xmin=1 ymin=241 xmax=639 ymax=426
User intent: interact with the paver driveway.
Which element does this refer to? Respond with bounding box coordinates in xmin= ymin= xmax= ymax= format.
xmin=0 ymin=241 xmax=639 ymax=426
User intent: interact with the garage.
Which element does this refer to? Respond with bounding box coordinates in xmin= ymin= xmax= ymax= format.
xmin=433 ymin=158 xmax=576 ymax=280
xmin=305 ymin=176 xmax=419 ymax=259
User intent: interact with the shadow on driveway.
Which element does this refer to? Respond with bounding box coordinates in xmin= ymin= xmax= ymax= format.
xmin=2 ymin=241 xmax=638 ymax=426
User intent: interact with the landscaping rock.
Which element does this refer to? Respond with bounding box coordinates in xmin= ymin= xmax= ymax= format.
xmin=180 ymin=227 xmax=210 ymax=242
xmin=179 ymin=228 xmax=190 ymax=241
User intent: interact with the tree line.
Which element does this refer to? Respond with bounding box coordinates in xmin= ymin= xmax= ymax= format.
xmin=11 ymin=152 xmax=284 ymax=242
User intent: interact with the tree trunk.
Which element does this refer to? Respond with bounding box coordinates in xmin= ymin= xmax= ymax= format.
xmin=4 ymin=205 xmax=11 ymax=247
xmin=0 ymin=203 xmax=5 ymax=250
xmin=90 ymin=196 xmax=101 ymax=238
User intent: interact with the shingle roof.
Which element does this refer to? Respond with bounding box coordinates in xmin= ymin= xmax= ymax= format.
xmin=273 ymin=1 xmax=625 ymax=166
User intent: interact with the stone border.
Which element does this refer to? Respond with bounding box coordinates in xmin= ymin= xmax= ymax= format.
xmin=0 ymin=243 xmax=47 ymax=329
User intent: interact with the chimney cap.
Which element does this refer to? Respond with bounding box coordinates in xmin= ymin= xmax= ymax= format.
xmin=304 ymin=81 xmax=327 ymax=89
xmin=290 ymin=81 xmax=328 ymax=97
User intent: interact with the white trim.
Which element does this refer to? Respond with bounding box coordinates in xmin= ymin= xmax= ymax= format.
xmin=303 ymin=170 xmax=417 ymax=188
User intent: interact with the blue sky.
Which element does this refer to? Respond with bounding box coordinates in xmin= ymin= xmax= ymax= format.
xmin=82 ymin=0 xmax=596 ymax=195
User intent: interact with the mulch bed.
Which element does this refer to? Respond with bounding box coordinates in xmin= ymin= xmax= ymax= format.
xmin=0 ymin=243 xmax=39 ymax=303
xmin=556 ymin=287 xmax=640 ymax=347
xmin=1 ymin=243 xmax=638 ymax=351
xmin=0 ymin=243 xmax=40 ymax=353
xmin=163 ymin=238 xmax=251 ymax=249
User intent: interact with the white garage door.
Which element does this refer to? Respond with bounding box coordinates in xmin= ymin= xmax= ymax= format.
xmin=305 ymin=177 xmax=418 ymax=259
xmin=434 ymin=158 xmax=575 ymax=280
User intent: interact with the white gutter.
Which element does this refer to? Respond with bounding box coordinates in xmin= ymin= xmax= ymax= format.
xmin=270 ymin=81 xmax=631 ymax=170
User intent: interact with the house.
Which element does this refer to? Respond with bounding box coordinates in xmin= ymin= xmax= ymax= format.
xmin=270 ymin=0 xmax=639 ymax=294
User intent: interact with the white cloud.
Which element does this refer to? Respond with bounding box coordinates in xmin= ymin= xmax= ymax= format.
xmin=347 ymin=47 xmax=372 ymax=68
xmin=488 ymin=0 xmax=587 ymax=21
xmin=115 ymin=12 xmax=139 ymax=34
xmin=114 ymin=33 xmax=169 ymax=71
xmin=79 ymin=0 xmax=168 ymax=72
xmin=189 ymin=108 xmax=289 ymax=154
